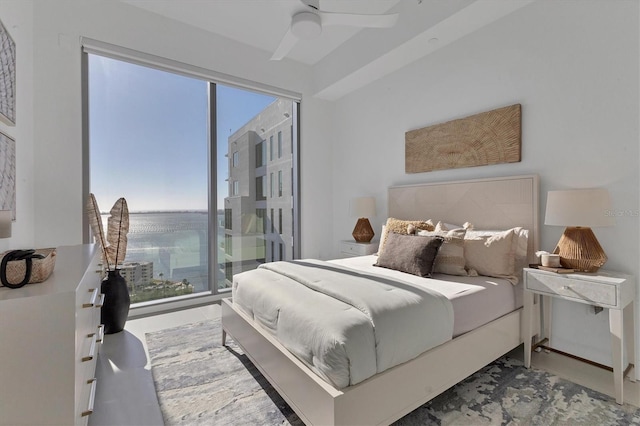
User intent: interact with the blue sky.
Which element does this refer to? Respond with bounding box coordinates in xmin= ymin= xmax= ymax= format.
xmin=89 ymin=54 xmax=274 ymax=212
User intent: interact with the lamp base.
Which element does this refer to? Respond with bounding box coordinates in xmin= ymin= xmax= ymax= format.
xmin=553 ymin=226 xmax=607 ymax=273
xmin=352 ymin=218 xmax=374 ymax=243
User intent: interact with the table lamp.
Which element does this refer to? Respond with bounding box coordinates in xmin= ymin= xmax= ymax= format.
xmin=350 ymin=197 xmax=376 ymax=243
xmin=544 ymin=188 xmax=614 ymax=272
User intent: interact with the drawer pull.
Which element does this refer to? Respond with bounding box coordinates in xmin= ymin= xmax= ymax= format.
xmin=81 ymin=379 xmax=97 ymax=417
xmin=88 ymin=325 xmax=104 ymax=342
xmin=95 ymin=293 xmax=105 ymax=308
xmin=83 ymin=288 xmax=99 ymax=308
xmin=96 ymin=324 xmax=104 ymax=343
xmin=82 ymin=334 xmax=97 ymax=362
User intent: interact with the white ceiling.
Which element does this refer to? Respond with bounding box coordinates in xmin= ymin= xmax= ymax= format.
xmin=122 ymin=0 xmax=403 ymax=65
xmin=121 ymin=0 xmax=536 ymax=100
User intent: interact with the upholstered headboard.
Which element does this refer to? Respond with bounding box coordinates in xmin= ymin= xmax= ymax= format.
xmin=388 ymin=174 xmax=540 ymax=263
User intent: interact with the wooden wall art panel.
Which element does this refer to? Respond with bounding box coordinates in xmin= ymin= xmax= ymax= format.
xmin=405 ymin=104 xmax=521 ymax=173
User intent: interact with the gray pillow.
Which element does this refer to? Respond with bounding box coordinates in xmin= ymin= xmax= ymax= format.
xmin=374 ymin=232 xmax=444 ymax=277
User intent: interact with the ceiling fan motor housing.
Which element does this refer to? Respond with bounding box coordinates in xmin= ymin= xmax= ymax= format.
xmin=291 ymin=11 xmax=322 ymax=39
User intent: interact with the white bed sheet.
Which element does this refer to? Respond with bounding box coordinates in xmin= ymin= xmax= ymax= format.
xmin=329 ymin=255 xmax=522 ymax=337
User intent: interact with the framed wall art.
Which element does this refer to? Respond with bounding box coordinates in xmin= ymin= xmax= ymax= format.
xmin=405 ymin=104 xmax=521 ymax=174
xmin=0 ymin=131 xmax=15 ymax=219
xmin=0 ymin=17 xmax=15 ymax=126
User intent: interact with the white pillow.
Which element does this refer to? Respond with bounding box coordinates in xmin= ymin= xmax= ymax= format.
xmin=437 ymin=222 xmax=462 ymax=232
xmin=466 ymin=227 xmax=529 ymax=268
xmin=464 ymin=228 xmax=520 ymax=284
xmin=376 ymin=225 xmax=385 ymax=255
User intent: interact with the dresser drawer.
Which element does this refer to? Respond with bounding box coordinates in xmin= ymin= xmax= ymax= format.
xmin=76 ymin=289 xmax=102 ymax=357
xmin=526 ymin=272 xmax=617 ymax=307
xmin=77 ymin=377 xmax=97 ymax=426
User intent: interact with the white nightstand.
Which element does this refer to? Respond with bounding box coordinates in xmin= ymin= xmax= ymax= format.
xmin=522 ymin=267 xmax=636 ymax=404
xmin=340 ymin=240 xmax=378 ymax=257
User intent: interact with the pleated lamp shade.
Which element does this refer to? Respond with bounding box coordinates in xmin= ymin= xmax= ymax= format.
xmin=545 ymin=189 xmax=614 ymax=272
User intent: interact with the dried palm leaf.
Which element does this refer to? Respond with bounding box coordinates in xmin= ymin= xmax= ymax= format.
xmin=105 ymin=197 xmax=129 ymax=267
xmin=86 ymin=193 xmax=111 ymax=269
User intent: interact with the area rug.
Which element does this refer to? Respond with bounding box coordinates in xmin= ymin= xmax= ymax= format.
xmin=146 ymin=319 xmax=640 ymax=425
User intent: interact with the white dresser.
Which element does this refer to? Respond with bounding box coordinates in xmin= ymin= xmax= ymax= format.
xmin=0 ymin=244 xmax=104 ymax=425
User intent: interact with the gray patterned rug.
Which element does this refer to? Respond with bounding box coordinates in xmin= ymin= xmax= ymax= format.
xmin=146 ymin=319 xmax=640 ymax=425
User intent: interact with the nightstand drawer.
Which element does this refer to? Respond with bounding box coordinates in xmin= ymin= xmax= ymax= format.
xmin=526 ymin=273 xmax=617 ymax=307
xmin=340 ymin=240 xmax=378 ymax=257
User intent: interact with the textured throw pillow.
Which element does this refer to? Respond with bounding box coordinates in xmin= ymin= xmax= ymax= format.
xmin=377 ymin=218 xmax=435 ymax=256
xmin=417 ymin=223 xmax=467 ymax=276
xmin=374 ymin=233 xmax=444 ymax=277
xmin=464 ymin=228 xmax=518 ymax=283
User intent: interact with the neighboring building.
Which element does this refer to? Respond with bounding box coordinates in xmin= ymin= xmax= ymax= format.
xmin=223 ymin=99 xmax=294 ymax=287
xmin=120 ymin=261 xmax=154 ymax=291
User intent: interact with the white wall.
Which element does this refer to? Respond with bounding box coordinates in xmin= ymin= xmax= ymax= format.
xmin=330 ymin=0 xmax=639 ymax=367
xmin=0 ymin=1 xmax=35 ymax=252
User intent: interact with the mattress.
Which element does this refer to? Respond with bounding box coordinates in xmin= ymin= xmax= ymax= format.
xmin=329 ymin=255 xmax=522 ymax=337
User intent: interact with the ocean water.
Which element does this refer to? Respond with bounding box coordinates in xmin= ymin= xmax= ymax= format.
xmin=104 ymin=211 xmax=219 ymax=293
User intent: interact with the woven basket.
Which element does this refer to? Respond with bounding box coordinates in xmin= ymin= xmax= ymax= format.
xmin=0 ymin=248 xmax=57 ymax=287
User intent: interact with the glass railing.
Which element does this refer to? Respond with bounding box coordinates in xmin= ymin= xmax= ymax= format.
xmin=118 ymin=211 xmax=209 ymax=304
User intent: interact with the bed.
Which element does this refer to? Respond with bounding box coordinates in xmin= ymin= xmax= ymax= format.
xmin=221 ymin=174 xmax=540 ymax=425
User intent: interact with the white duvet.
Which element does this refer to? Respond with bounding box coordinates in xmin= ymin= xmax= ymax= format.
xmin=232 ymin=259 xmax=454 ymax=389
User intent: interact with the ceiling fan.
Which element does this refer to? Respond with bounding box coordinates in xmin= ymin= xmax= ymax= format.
xmin=271 ymin=0 xmax=399 ymax=61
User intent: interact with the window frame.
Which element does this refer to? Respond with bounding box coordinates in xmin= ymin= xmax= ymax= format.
xmin=81 ymin=38 xmax=302 ymax=315
xmin=269 ymin=135 xmax=274 ymax=161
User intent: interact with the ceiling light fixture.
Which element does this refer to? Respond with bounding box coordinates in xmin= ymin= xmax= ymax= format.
xmin=291 ymin=12 xmax=322 ymax=39
xmin=271 ymin=0 xmax=398 ymax=61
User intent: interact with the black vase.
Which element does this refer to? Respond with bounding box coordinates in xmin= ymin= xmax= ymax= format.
xmin=101 ymin=269 xmax=131 ymax=334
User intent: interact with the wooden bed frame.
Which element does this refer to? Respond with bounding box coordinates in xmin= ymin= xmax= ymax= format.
xmin=222 ymin=174 xmax=540 ymax=425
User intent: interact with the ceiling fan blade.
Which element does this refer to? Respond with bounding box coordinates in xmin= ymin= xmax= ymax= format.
xmin=270 ymin=28 xmax=298 ymax=61
xmin=319 ymin=11 xmax=399 ymax=28
xmin=300 ymin=0 xmax=320 ymax=10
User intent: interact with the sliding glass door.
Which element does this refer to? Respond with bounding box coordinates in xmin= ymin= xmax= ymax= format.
xmin=85 ymin=50 xmax=299 ymax=306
